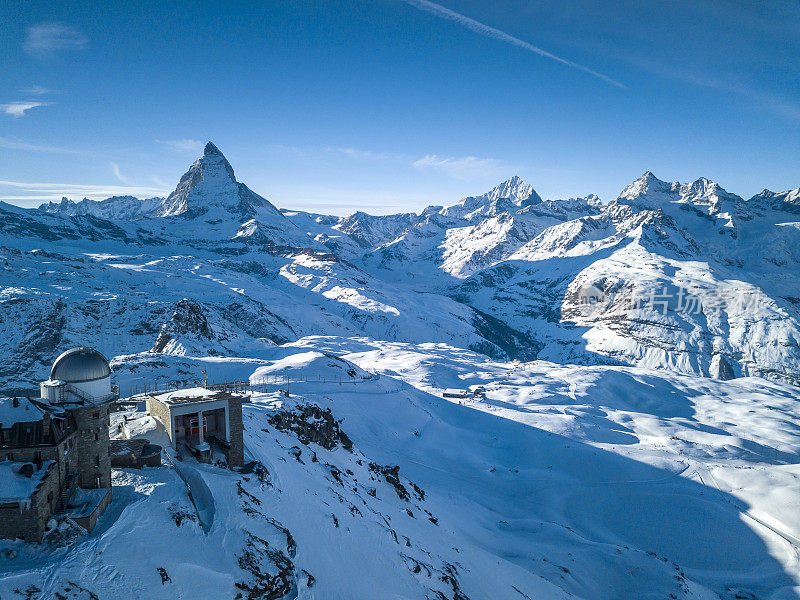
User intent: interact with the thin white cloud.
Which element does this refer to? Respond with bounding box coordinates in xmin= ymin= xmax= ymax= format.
xmin=0 ymin=136 xmax=82 ymax=155
xmin=322 ymin=146 xmax=399 ymax=161
xmin=632 ymin=59 xmax=800 ymax=122
xmin=399 ymin=0 xmax=626 ymax=89
xmin=0 ymin=179 xmax=169 ymax=205
xmin=152 ymin=175 xmax=169 ymax=187
xmin=19 ymin=85 xmax=58 ymax=95
xmin=413 ymin=154 xmax=509 ymax=180
xmin=268 ymin=144 xmax=408 ymax=162
xmin=156 ymin=138 xmax=205 ymax=154
xmin=24 ymin=22 xmax=88 ymax=58
xmin=0 ymin=101 xmax=50 ymax=118
xmin=110 ymin=162 xmax=131 ymax=184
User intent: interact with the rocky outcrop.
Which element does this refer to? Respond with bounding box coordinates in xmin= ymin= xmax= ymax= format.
xmin=267 ymin=404 xmax=353 ymax=452
xmin=710 ymin=354 xmax=736 ymax=381
xmin=152 ymin=299 xmax=214 ymax=354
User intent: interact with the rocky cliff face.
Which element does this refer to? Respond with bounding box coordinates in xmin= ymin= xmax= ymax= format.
xmin=157 ymin=142 xmax=256 ymax=218
xmin=152 ymin=299 xmax=215 ymax=354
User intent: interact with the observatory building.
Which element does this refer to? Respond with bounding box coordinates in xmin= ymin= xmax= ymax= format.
xmin=0 ymin=347 xmax=117 ymax=542
xmin=40 ymin=347 xmax=116 ymax=406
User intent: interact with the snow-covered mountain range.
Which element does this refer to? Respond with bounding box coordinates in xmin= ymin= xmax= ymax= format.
xmin=3 ymin=142 xmax=800 ymax=599
xmin=6 ymin=141 xmax=797 ymax=390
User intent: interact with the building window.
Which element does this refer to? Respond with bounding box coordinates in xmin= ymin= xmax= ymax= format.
xmin=94 ymin=432 xmax=99 ymax=441
xmin=93 ymin=411 xmax=100 ymax=420
xmin=95 ymin=455 xmax=100 ymax=467
xmin=47 ymin=491 xmax=53 ymax=505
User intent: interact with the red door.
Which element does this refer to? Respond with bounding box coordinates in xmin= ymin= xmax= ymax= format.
xmin=184 ymin=414 xmax=207 ymax=435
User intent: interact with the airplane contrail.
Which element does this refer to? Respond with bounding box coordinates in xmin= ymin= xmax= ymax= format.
xmin=399 ymin=0 xmax=627 ymax=89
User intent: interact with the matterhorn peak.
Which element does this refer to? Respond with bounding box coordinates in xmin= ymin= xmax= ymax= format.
xmin=156 ymin=141 xmax=241 ymax=217
xmin=204 ymin=141 xmax=223 ymax=156
xmin=198 ymin=140 xmax=237 ymax=182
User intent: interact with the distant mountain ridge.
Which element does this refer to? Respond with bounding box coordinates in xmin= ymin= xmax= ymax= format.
xmin=40 ymin=195 xmax=163 ymax=220
xmin=0 ymin=141 xmax=795 ymax=388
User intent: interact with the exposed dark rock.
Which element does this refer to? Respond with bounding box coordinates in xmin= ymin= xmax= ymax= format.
xmin=222 ymin=302 xmax=294 ymax=345
xmin=152 ymin=298 xmax=213 ymax=352
xmin=267 ymin=404 xmax=353 ymax=452
xmin=710 ymin=354 xmax=736 ymax=380
xmin=369 ymin=463 xmax=411 ymax=501
xmin=167 ymin=503 xmax=197 ymax=527
xmin=235 ymin=532 xmax=296 ymax=600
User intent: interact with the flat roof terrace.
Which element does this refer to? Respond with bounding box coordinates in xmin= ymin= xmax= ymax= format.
xmin=151 ymin=387 xmax=244 ymax=406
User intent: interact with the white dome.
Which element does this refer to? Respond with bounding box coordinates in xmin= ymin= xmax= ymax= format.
xmin=51 ymin=347 xmax=111 ymax=383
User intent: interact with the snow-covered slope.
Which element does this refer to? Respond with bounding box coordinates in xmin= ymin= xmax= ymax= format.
xmin=453 ymin=173 xmax=800 ymax=384
xmin=313 ymin=178 xmax=602 ymax=285
xmin=2 ymin=339 xmax=797 ymax=599
xmin=292 ymin=170 xmax=800 ymax=384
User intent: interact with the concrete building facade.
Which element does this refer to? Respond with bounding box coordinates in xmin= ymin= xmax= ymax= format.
xmin=146 ymin=388 xmax=245 ymax=468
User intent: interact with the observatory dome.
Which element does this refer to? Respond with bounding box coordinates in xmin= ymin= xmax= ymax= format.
xmin=51 ymin=347 xmax=111 ymax=383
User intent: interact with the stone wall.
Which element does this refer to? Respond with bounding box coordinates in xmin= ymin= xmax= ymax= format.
xmin=110 ymin=439 xmax=162 ymax=469
xmin=226 ymin=396 xmax=245 ymax=468
xmin=1 ymin=433 xmax=76 ymax=509
xmin=71 ymin=488 xmax=112 ymax=533
xmin=0 ymin=462 xmax=60 ymax=542
xmin=146 ymin=396 xmax=173 ymax=444
xmin=71 ymin=403 xmax=112 ymax=489
xmin=0 ymin=398 xmax=116 ymax=542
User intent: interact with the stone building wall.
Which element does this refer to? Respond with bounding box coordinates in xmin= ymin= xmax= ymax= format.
xmin=0 ymin=462 xmax=61 ymax=542
xmin=226 ymin=396 xmax=245 ymax=468
xmin=71 ymin=488 xmax=112 ymax=533
xmin=71 ymin=403 xmax=112 ymax=489
xmin=0 ymin=433 xmax=76 ymax=507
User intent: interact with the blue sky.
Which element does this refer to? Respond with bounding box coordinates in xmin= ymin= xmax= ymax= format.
xmin=2 ymin=0 xmax=799 ymax=214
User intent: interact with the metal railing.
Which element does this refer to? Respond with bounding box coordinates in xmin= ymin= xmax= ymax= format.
xmin=123 ymin=370 xmax=379 ymax=399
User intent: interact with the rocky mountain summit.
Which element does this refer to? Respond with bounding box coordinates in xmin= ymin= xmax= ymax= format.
xmin=0 ymin=142 xmax=796 ymax=389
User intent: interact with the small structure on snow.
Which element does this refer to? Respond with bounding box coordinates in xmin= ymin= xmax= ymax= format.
xmin=109 ymin=438 xmax=162 ymax=469
xmin=146 ymin=387 xmax=245 ymax=468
